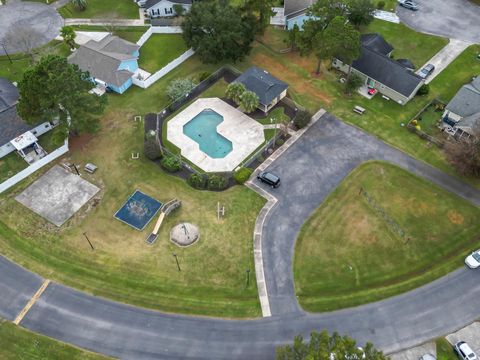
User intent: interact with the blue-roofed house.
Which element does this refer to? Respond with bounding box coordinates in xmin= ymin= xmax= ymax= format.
xmin=235 ymin=66 xmax=289 ymax=114
xmin=68 ymin=34 xmax=140 ymax=94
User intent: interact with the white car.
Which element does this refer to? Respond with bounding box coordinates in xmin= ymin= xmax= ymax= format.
xmin=454 ymin=341 xmax=478 ymax=360
xmin=465 ymin=249 xmax=480 ymax=269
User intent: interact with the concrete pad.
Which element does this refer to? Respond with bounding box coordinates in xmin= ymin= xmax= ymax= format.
xmin=167 ymin=98 xmax=265 ymax=172
xmin=446 ymin=322 xmax=480 ymax=354
xmin=15 ymin=165 xmax=100 ymax=227
xmin=390 ymin=342 xmax=436 ymax=360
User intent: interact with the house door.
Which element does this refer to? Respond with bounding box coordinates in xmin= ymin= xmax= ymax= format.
xmin=366 ymin=78 xmax=375 ymax=87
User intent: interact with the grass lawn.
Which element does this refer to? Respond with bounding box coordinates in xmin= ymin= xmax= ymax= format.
xmin=294 ymin=162 xmax=480 ymax=312
xmin=240 ymin=27 xmax=480 ymax=184
xmin=138 ymin=34 xmax=189 ymax=73
xmin=415 ymin=103 xmax=444 ymax=137
xmin=58 ymin=0 xmax=139 ymax=19
xmin=437 ymin=338 xmax=457 ymax=360
xmin=0 ymin=55 xmax=264 ymax=318
xmin=0 ymin=320 xmax=108 ymax=360
xmin=365 ymin=20 xmax=449 ymax=69
xmin=0 ymin=152 xmax=28 ymax=183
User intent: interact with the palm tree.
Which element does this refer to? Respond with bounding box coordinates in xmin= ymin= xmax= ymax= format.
xmin=60 ymin=26 xmax=76 ymax=50
xmin=71 ymin=0 xmax=88 ymax=11
xmin=225 ymin=82 xmax=246 ymax=106
xmin=240 ymin=90 xmax=259 ymax=113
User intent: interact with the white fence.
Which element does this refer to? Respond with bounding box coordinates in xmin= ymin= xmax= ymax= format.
xmin=0 ymin=140 xmax=69 ymax=194
xmin=132 ymin=48 xmax=195 ymax=89
xmin=136 ymin=26 xmax=183 ymax=47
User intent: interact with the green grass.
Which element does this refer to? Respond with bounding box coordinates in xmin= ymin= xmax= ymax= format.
xmin=0 ymin=55 xmax=264 ymax=318
xmin=0 ymin=152 xmax=28 ymax=183
xmin=415 ymin=103 xmax=444 ymax=137
xmin=294 ymin=162 xmax=480 ymax=312
xmin=437 ymin=338 xmax=457 ymax=360
xmin=59 ymin=0 xmax=140 ymax=19
xmin=0 ymin=320 xmax=109 ymax=360
xmin=365 ymin=19 xmax=449 ymax=70
xmin=138 ymin=34 xmax=189 ymax=73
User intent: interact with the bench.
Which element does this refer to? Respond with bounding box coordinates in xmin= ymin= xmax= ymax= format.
xmin=353 ymin=105 xmax=366 ymax=115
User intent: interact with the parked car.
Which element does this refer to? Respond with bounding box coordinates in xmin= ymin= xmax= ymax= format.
xmin=454 ymin=341 xmax=478 ymax=360
xmin=418 ymin=64 xmax=435 ymax=79
xmin=398 ymin=0 xmax=419 ymax=10
xmin=257 ymin=172 xmax=281 ymax=188
xmin=419 ymin=354 xmax=437 ymax=360
xmin=465 ymin=249 xmax=480 ymax=269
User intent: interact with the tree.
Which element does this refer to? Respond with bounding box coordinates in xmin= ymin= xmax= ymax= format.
xmin=324 ymin=17 xmax=361 ymax=78
xmin=287 ymin=24 xmax=301 ymax=51
xmin=173 ymin=4 xmax=185 ymax=16
xmin=345 ymin=73 xmax=363 ymax=95
xmin=182 ymin=1 xmax=257 ymax=63
xmin=243 ymin=0 xmax=275 ymax=34
xmin=71 ymin=0 xmax=88 ymax=11
xmin=225 ymin=82 xmax=246 ymax=105
xmin=60 ymin=26 xmax=76 ymax=50
xmin=166 ymin=78 xmax=197 ymax=101
xmin=276 ymin=330 xmax=389 ymax=360
xmin=240 ymin=90 xmax=259 ymax=113
xmin=17 ymin=55 xmax=107 ymax=146
xmin=446 ymin=138 xmax=480 ymax=177
xmin=347 ymin=0 xmax=376 ymax=28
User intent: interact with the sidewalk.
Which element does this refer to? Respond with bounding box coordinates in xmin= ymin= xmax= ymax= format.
xmin=64 ymin=18 xmax=145 ymax=26
xmin=416 ymin=39 xmax=472 ymax=84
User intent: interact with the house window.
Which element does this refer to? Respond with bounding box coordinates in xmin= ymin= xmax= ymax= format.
xmin=165 ymin=7 xmax=173 ymax=14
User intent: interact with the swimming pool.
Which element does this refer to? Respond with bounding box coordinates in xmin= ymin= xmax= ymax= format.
xmin=183 ymin=109 xmax=233 ymax=158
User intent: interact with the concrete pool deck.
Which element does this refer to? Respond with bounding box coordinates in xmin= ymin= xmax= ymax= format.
xmin=167 ymin=98 xmax=265 ymax=172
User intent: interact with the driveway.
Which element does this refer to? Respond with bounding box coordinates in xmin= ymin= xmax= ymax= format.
xmin=397 ymin=0 xmax=480 ymax=43
xmin=0 ymin=0 xmax=63 ymax=55
xmin=3 ymin=113 xmax=480 ymax=359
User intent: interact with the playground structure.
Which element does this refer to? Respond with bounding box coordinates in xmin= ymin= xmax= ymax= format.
xmin=170 ymin=223 xmax=200 ymax=247
xmin=145 ymin=198 xmax=181 ymax=244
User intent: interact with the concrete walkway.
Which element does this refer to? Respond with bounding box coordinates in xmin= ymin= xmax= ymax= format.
xmin=417 ymin=39 xmax=472 ymax=84
xmin=64 ymin=18 xmax=145 ymax=26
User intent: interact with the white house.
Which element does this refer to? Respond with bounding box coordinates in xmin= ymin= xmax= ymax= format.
xmin=0 ymin=78 xmax=58 ymax=162
xmin=139 ymin=0 xmax=192 ymax=18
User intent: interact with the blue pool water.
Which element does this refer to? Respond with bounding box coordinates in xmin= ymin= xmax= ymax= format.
xmin=183 ymin=109 xmax=233 ymax=158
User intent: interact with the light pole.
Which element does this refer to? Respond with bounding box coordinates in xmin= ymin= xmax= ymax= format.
xmin=270 ymin=117 xmax=277 ymax=149
xmin=0 ymin=42 xmax=13 ymax=64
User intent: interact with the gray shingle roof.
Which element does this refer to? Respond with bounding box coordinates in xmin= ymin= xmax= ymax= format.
xmin=68 ymin=35 xmax=139 ymax=88
xmin=0 ymin=106 xmax=33 ymax=148
xmin=235 ymin=66 xmax=288 ymax=107
xmin=446 ymin=77 xmax=480 ymax=117
xmin=361 ymin=33 xmax=393 ymax=56
xmin=0 ymin=77 xmax=19 ymax=113
xmin=145 ymin=0 xmax=192 ymax=9
xmin=396 ymin=58 xmax=415 ymax=71
xmin=284 ymin=0 xmax=315 ymax=19
xmin=455 ymin=112 xmax=480 ymax=136
xmin=351 ymin=46 xmax=423 ymax=98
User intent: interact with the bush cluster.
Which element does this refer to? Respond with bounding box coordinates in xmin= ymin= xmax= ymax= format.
xmin=207 ymin=174 xmax=228 ymax=190
xmin=293 ymin=110 xmax=312 ymax=129
xmin=377 ymin=1 xmax=385 ymax=9
xmin=233 ymin=167 xmax=253 ymax=184
xmin=161 ymin=155 xmax=182 ymax=172
xmin=416 ymin=84 xmax=430 ymax=96
xmin=187 ymin=173 xmax=207 ymax=189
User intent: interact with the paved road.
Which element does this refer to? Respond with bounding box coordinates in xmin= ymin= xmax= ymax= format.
xmin=3 ymin=114 xmax=480 ymax=359
xmin=258 ymin=113 xmax=480 ymax=316
xmin=397 ymin=0 xmax=480 ymax=43
xmin=0 ymin=0 xmax=63 ymax=55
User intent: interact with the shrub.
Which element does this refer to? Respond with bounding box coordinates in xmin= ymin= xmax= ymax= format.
xmin=198 ymin=71 xmax=211 ymax=82
xmin=173 ymin=4 xmax=185 ymax=16
xmin=144 ymin=139 xmax=161 ymax=160
xmin=233 ymin=167 xmax=253 ymax=184
xmin=293 ymin=110 xmax=312 ymax=129
xmin=225 ymin=82 xmax=246 ymax=105
xmin=276 ymin=138 xmax=285 ymax=146
xmin=187 ymin=173 xmax=207 ymax=189
xmin=345 ymin=73 xmax=364 ymax=95
xmin=166 ymin=78 xmax=197 ymax=101
xmin=161 ymin=155 xmax=182 ymax=172
xmin=71 ymin=0 xmax=88 ymax=10
xmin=207 ymin=174 xmax=228 ymax=190
xmin=416 ymin=84 xmax=430 ymax=96
xmin=377 ymin=1 xmax=385 ymax=9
